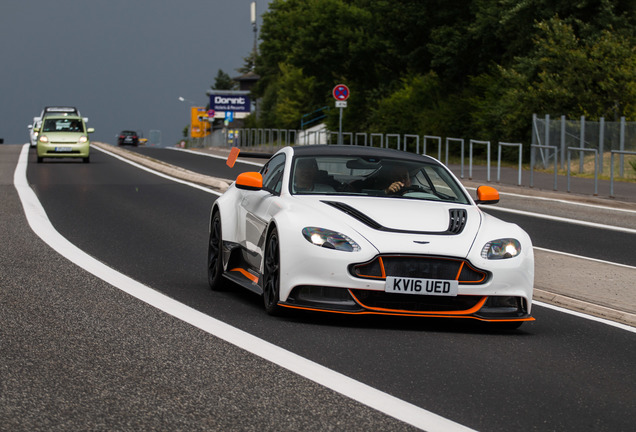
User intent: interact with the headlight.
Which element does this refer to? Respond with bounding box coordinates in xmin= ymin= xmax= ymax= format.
xmin=39 ymin=135 xmax=49 ymax=143
xmin=78 ymin=135 xmax=88 ymax=143
xmin=481 ymin=238 xmax=521 ymax=260
xmin=302 ymin=227 xmax=360 ymax=252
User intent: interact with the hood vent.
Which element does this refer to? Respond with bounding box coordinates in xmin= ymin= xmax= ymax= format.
xmin=322 ymin=201 xmax=468 ymax=236
xmin=447 ymin=209 xmax=468 ymax=234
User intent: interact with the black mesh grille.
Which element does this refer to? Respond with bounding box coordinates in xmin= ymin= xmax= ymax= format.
xmin=351 ymin=255 xmax=489 ymax=284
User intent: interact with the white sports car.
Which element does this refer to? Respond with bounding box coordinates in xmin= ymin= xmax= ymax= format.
xmin=208 ymin=145 xmax=534 ymax=327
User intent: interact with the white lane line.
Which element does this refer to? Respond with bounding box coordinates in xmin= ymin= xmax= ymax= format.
xmin=534 ymin=247 xmax=636 ymax=270
xmin=465 ymin=186 xmax=636 ymax=214
xmin=166 ymin=146 xmax=265 ymax=167
xmin=92 ymin=145 xmax=223 ymax=196
xmin=483 ymin=205 xmax=636 ymax=234
xmin=14 ymin=143 xmax=475 ymax=432
xmin=533 ymin=301 xmax=636 ymax=334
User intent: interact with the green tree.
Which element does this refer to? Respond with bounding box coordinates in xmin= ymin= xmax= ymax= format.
xmin=212 ymin=69 xmax=236 ymax=90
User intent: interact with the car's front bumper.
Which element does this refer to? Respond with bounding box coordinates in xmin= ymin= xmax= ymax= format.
xmin=279 ymin=249 xmax=534 ymax=322
xmin=37 ymin=142 xmax=90 ymax=158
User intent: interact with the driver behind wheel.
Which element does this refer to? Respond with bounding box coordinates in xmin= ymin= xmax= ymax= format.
xmin=383 ymin=165 xmax=412 ymax=194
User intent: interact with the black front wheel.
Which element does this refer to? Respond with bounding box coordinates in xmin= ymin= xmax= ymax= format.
xmin=207 ymin=212 xmax=226 ymax=291
xmin=263 ymin=228 xmax=282 ymax=315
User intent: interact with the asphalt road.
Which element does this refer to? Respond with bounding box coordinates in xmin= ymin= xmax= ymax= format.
xmin=128 ymin=146 xmax=636 ymax=266
xmin=2 ymin=144 xmax=631 ymax=431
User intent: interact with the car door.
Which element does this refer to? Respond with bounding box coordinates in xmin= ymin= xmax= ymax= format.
xmin=239 ymin=153 xmax=286 ymax=268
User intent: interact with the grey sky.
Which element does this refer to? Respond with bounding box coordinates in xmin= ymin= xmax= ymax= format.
xmin=0 ymin=0 xmax=272 ymax=146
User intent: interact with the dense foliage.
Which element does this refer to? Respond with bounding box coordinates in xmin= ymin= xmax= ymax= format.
xmin=250 ymin=0 xmax=635 ymax=147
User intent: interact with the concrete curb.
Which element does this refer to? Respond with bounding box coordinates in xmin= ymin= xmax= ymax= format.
xmin=534 ymin=289 xmax=636 ymax=328
xmin=92 ymin=142 xmax=231 ymax=192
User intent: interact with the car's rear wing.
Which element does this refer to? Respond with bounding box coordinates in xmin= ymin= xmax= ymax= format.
xmin=226 ymin=147 xmax=273 ymax=168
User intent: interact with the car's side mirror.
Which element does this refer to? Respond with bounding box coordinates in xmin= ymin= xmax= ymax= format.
xmin=87 ymin=128 xmax=95 ymax=133
xmin=235 ymin=172 xmax=263 ymax=191
xmin=475 ymin=185 xmax=499 ymax=204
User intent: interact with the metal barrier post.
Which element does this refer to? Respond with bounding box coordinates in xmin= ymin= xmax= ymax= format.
xmin=386 ymin=134 xmax=400 ymax=150
xmin=424 ymin=136 xmax=442 ymax=159
xmin=530 ymin=144 xmax=558 ymax=190
xmin=445 ymin=138 xmax=465 ymax=178
xmin=469 ymin=139 xmax=490 ymax=181
xmin=567 ymin=147 xmax=598 ymax=195
xmin=404 ymin=134 xmax=419 ymax=153
xmin=355 ymin=133 xmax=368 ymax=146
xmin=370 ymin=133 xmax=383 ymax=148
xmin=497 ymin=142 xmax=523 ymax=185
xmin=599 ymin=117 xmax=605 ymax=173
xmin=343 ymin=132 xmax=353 ymax=145
xmin=620 ymin=117 xmax=626 ymax=177
xmin=579 ymin=116 xmax=585 ymax=174
xmin=610 ymin=150 xmax=636 ymax=197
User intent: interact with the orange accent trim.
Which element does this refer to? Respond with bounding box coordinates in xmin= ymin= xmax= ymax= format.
xmin=230 ymin=268 xmax=258 ymax=284
xmin=349 ymin=290 xmax=489 ymax=316
xmin=279 ymin=303 xmax=534 ymax=322
xmin=454 ymin=262 xmax=464 ymax=280
xmin=226 ymin=147 xmax=240 ymax=167
xmin=353 ymin=255 xmax=487 ymax=284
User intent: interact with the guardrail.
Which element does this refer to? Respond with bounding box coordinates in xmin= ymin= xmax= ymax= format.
xmin=213 ymin=127 xmax=635 ymax=198
xmin=610 ymin=150 xmax=636 ymax=197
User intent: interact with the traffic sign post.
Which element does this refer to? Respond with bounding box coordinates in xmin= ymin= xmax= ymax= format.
xmin=333 ymin=84 xmax=349 ymax=145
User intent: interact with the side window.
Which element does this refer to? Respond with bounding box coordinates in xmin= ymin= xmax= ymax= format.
xmin=261 ymin=154 xmax=286 ymax=194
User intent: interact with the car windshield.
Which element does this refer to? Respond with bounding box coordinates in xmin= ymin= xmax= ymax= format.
xmin=290 ymin=155 xmax=470 ymax=204
xmin=42 ymin=118 xmax=84 ymax=133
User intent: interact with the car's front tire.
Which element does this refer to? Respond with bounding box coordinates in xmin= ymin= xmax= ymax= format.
xmin=263 ymin=227 xmax=282 ymax=315
xmin=208 ymin=211 xmax=226 ymax=291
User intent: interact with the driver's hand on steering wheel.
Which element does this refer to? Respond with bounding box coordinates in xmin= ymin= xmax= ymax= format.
xmin=385 ymin=181 xmax=405 ymax=194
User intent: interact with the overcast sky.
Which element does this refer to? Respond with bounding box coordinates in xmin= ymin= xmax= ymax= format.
xmin=0 ymin=0 xmax=272 ymax=146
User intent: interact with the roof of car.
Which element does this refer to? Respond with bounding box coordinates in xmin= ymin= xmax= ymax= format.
xmin=289 ymin=144 xmax=439 ymax=164
xmin=43 ymin=106 xmax=79 ymax=114
xmin=42 ymin=114 xmax=84 ymax=120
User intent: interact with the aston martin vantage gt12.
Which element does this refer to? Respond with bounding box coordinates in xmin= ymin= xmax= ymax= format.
xmin=208 ymin=145 xmax=534 ymax=327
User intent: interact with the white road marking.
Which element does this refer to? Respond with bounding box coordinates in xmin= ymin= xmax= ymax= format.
xmin=483 ymin=205 xmax=636 ymax=234
xmin=92 ymin=145 xmax=223 ymax=196
xmin=167 ymin=146 xmax=265 ymax=167
xmin=14 ymin=143 xmax=476 ymax=431
xmin=534 ymin=246 xmax=636 ymax=270
xmin=465 ymin=186 xmax=636 ymax=214
xmin=534 ymin=301 xmax=636 ymax=334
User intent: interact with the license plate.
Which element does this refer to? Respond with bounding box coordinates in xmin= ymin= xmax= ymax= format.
xmin=54 ymin=146 xmax=73 ymax=152
xmin=385 ymin=276 xmax=458 ymax=297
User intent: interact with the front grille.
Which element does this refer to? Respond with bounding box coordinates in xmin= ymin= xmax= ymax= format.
xmin=350 ymin=290 xmax=485 ymax=313
xmin=46 ymin=150 xmax=81 ymax=154
xmin=351 ymin=255 xmax=489 ymax=284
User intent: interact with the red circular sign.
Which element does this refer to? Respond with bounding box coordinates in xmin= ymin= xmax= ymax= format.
xmin=333 ymin=84 xmax=350 ymax=101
